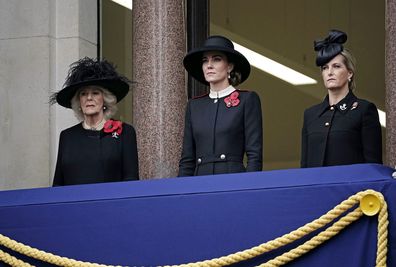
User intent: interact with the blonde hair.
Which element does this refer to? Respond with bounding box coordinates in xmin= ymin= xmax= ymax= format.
xmin=71 ymin=86 xmax=118 ymax=121
xmin=340 ymin=49 xmax=356 ymax=91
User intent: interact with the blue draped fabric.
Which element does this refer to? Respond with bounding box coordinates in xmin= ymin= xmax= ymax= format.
xmin=0 ymin=163 xmax=395 ymax=266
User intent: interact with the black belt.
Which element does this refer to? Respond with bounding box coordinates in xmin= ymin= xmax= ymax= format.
xmin=196 ymin=154 xmax=243 ymax=165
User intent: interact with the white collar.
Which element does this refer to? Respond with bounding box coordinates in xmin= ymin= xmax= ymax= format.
xmin=209 ymin=85 xmax=236 ymax=99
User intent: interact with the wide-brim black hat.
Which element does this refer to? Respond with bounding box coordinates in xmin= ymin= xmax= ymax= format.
xmin=51 ymin=57 xmax=130 ymax=108
xmin=183 ymin=35 xmax=251 ymax=85
xmin=314 ymin=29 xmax=348 ymax=66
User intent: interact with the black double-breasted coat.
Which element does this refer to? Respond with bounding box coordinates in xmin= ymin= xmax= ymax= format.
xmin=178 ymin=88 xmax=263 ymax=176
xmin=301 ymin=90 xmax=382 ymax=168
xmin=53 ymin=122 xmax=139 ymax=185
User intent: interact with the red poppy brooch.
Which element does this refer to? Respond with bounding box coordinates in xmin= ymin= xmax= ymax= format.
xmin=104 ymin=119 xmax=123 ymax=138
xmin=224 ymin=91 xmax=240 ymax=108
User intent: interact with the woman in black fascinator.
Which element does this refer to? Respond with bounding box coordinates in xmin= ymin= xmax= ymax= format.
xmin=51 ymin=57 xmax=139 ymax=185
xmin=300 ymin=30 xmax=382 ymax=168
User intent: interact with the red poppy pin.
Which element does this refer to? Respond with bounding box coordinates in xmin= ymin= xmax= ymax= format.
xmin=104 ymin=119 xmax=123 ymax=138
xmin=224 ymin=91 xmax=240 ymax=108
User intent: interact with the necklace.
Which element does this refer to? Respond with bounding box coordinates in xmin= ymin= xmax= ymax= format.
xmin=83 ymin=118 xmax=106 ymax=131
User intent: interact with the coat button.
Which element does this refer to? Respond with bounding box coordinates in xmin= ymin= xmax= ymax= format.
xmin=330 ymin=106 xmax=335 ymax=111
xmin=220 ymin=154 xmax=226 ymax=160
xmin=325 ymin=122 xmax=330 ymax=127
xmin=197 ymin=158 xmax=202 ymax=164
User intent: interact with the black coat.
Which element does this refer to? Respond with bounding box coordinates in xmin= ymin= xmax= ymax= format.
xmin=301 ymin=90 xmax=382 ymax=168
xmin=53 ymin=122 xmax=139 ymax=185
xmin=178 ymin=90 xmax=263 ymax=176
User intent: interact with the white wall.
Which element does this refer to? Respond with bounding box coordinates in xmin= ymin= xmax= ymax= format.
xmin=0 ymin=0 xmax=97 ymax=190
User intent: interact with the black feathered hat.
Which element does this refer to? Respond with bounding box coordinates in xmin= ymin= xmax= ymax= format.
xmin=314 ymin=30 xmax=348 ymax=66
xmin=51 ymin=57 xmax=130 ymax=108
xmin=183 ymin=35 xmax=251 ymax=85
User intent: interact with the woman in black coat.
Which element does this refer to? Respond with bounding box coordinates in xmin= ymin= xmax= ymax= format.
xmin=51 ymin=57 xmax=139 ymax=185
xmin=301 ymin=30 xmax=382 ymax=168
xmin=178 ymin=35 xmax=263 ymax=176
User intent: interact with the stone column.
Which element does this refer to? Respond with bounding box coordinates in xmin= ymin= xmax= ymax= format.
xmin=386 ymin=0 xmax=396 ymax=168
xmin=0 ymin=0 xmax=97 ymax=190
xmin=132 ymin=0 xmax=186 ymax=179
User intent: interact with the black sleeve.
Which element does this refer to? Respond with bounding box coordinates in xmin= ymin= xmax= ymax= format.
xmin=361 ymin=102 xmax=382 ymax=164
xmin=300 ymin=110 xmax=308 ymax=168
xmin=244 ymin=91 xmax=263 ymax=172
xmin=178 ymin=101 xmax=196 ymax=177
xmin=122 ymin=124 xmax=139 ymax=180
xmin=53 ymin=132 xmax=65 ymax=186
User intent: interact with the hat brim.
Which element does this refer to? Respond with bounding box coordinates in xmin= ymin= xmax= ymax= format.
xmin=183 ymin=46 xmax=251 ymax=85
xmin=56 ymin=78 xmax=129 ymax=108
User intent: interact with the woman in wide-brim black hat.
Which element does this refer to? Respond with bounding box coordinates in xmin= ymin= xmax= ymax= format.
xmin=51 ymin=57 xmax=139 ymax=186
xmin=300 ymin=29 xmax=382 ymax=168
xmin=178 ymin=35 xmax=263 ymax=177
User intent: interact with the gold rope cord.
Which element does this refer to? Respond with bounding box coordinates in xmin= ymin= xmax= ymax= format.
xmin=0 ymin=249 xmax=34 ymax=267
xmin=0 ymin=189 xmax=388 ymax=267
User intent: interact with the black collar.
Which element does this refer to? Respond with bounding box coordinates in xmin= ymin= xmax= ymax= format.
xmin=317 ymin=90 xmax=358 ymax=117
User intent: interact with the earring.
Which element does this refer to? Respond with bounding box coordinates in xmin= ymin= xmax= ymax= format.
xmin=227 ymin=72 xmax=231 ymax=79
xmin=348 ymin=77 xmax=351 ymax=82
xmin=103 ymin=106 xmax=107 ymax=110
xmin=78 ymin=107 xmax=82 ymax=111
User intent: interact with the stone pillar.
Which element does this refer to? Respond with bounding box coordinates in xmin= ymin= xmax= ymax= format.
xmin=132 ymin=0 xmax=186 ymax=179
xmin=386 ymin=0 xmax=396 ymax=168
xmin=0 ymin=0 xmax=97 ymax=190
xmin=0 ymin=0 xmax=51 ymax=189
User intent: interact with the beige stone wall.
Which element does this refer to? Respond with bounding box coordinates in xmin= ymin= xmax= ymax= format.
xmin=0 ymin=0 xmax=97 ymax=190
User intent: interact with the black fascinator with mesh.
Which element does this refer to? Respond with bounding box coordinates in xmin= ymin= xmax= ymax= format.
xmin=314 ymin=30 xmax=348 ymax=67
xmin=50 ymin=57 xmax=130 ymax=108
